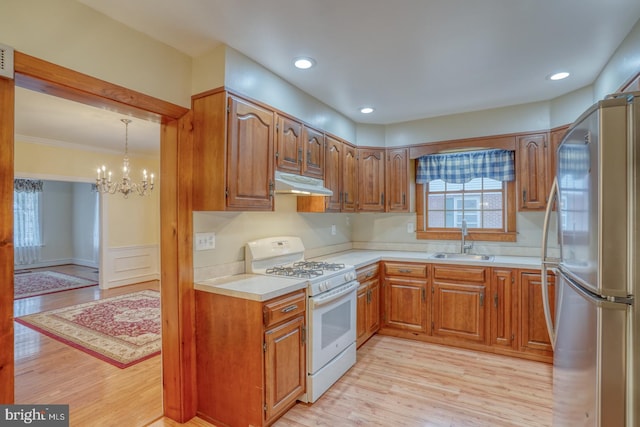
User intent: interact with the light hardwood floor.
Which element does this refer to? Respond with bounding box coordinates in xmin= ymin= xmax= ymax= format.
xmin=15 ymin=265 xmax=552 ymax=426
xmin=14 ymin=265 xmax=163 ymax=427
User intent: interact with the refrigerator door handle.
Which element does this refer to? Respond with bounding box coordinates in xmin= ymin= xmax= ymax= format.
xmin=541 ymin=177 xmax=559 ymax=350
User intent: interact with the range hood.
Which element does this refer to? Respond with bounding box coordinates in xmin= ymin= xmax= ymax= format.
xmin=274 ymin=171 xmax=333 ymax=196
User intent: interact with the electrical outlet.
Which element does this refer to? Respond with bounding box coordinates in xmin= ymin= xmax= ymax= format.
xmin=331 ymin=225 xmax=337 ymax=235
xmin=195 ymin=232 xmax=216 ymax=250
xmin=407 ymin=222 xmax=415 ymax=233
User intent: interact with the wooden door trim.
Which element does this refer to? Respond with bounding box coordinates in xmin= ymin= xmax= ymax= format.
xmin=1 ymin=51 xmax=195 ymax=422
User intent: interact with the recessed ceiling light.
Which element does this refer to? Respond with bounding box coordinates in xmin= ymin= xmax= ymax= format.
xmin=548 ymin=71 xmax=570 ymax=81
xmin=294 ymin=57 xmax=316 ymax=69
xmin=360 ymin=107 xmax=375 ymax=114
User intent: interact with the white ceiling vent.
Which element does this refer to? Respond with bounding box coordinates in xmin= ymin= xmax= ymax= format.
xmin=0 ymin=44 xmax=14 ymax=79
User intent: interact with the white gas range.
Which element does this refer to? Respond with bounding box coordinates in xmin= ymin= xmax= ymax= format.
xmin=245 ymin=236 xmax=358 ymax=403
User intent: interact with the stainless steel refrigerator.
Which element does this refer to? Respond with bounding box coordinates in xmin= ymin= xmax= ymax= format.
xmin=542 ymin=92 xmax=639 ymax=426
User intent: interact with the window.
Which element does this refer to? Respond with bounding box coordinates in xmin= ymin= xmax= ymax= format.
xmin=14 ymin=179 xmax=43 ymax=265
xmin=416 ymin=149 xmax=516 ymax=242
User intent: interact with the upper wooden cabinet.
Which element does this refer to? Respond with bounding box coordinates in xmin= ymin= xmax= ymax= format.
xmin=385 ymin=147 xmax=409 ymax=212
xmin=193 ymin=91 xmax=275 ymax=211
xmin=357 ymin=147 xmax=385 ymax=212
xmin=302 ymin=126 xmax=325 ymax=179
xmin=342 ymin=143 xmax=358 ymax=212
xmin=516 ymin=133 xmax=548 ymax=211
xmin=323 ymin=135 xmax=343 ymax=212
xmin=275 ymin=115 xmax=303 ymax=174
xmin=275 ymin=116 xmax=324 ymax=179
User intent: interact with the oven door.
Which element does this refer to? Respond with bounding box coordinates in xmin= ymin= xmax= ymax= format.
xmin=307 ymin=280 xmax=358 ymax=374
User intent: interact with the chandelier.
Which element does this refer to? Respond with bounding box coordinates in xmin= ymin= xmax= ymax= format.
xmin=95 ymin=119 xmax=154 ymax=197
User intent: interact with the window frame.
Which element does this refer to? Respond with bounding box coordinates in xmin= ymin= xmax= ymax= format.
xmin=412 ymin=135 xmax=517 ymax=243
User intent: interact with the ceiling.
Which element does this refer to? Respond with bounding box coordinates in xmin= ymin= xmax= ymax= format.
xmin=15 ymin=0 xmax=640 ymax=154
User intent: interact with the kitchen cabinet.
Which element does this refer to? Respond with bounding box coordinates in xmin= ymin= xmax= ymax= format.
xmin=357 ymin=147 xmax=385 ymax=212
xmin=195 ymin=289 xmax=306 ymax=426
xmin=490 ymin=268 xmax=517 ymax=349
xmin=385 ymin=147 xmax=410 ymax=212
xmin=302 ymin=125 xmax=325 ymax=179
xmin=382 ymin=262 xmax=429 ymax=335
xmin=275 ymin=115 xmax=304 ymax=174
xmin=432 ymin=265 xmax=489 ymax=345
xmin=356 ymin=263 xmax=380 ymax=348
xmin=323 ymin=135 xmax=343 ymax=212
xmin=192 ymin=90 xmax=275 ymax=211
xmin=520 ymin=270 xmax=555 ymax=359
xmin=274 ymin=115 xmax=324 ymax=179
xmin=517 ymin=133 xmax=548 ymax=211
xmin=342 ymin=143 xmax=359 ymax=212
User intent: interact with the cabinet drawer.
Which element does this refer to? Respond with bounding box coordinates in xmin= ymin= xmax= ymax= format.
xmin=263 ymin=290 xmax=306 ymax=328
xmin=357 ymin=263 xmax=379 ymax=282
xmin=384 ymin=262 xmax=428 ymax=278
xmin=433 ymin=265 xmax=487 ymax=283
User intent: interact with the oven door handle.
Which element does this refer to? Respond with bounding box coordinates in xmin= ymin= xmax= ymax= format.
xmin=310 ymin=281 xmax=358 ymax=309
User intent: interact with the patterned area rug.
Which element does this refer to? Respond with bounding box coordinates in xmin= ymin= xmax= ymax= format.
xmin=15 ymin=290 xmax=161 ymax=368
xmin=14 ymin=271 xmax=97 ymax=299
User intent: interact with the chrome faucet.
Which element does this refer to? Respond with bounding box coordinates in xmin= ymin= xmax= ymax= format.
xmin=461 ymin=219 xmax=473 ymax=254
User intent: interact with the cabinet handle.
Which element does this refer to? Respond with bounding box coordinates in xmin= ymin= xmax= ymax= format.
xmin=344 ymin=192 xmax=348 ymax=202
xmin=281 ymin=304 xmax=298 ymax=313
xmin=398 ymin=268 xmax=412 ymax=273
xmin=381 ymin=193 xmax=385 ymax=205
xmin=480 ymin=292 xmax=485 ymax=307
xmin=493 ymin=293 xmax=498 ymax=308
xmin=402 ymin=193 xmax=406 ymax=205
xmin=365 ymin=272 xmax=373 ymax=278
xmin=307 ymin=150 xmax=312 ymax=164
xmin=367 ymin=289 xmax=371 ymax=303
xmin=298 ymin=148 xmax=303 ymax=165
xmin=522 ymin=189 xmax=527 ymax=204
xmin=269 ymin=180 xmax=274 ymax=199
xmin=421 ymin=287 xmax=426 ymax=301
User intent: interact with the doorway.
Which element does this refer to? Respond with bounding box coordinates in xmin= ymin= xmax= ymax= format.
xmin=0 ymin=51 xmax=195 ymax=423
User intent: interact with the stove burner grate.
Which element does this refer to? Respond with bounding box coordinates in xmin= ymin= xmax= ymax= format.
xmin=265 ymin=265 xmax=324 ymax=279
xmin=293 ymin=261 xmax=346 ymax=271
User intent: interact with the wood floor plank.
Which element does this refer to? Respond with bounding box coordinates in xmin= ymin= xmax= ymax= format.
xmin=15 ymin=265 xmax=551 ymax=427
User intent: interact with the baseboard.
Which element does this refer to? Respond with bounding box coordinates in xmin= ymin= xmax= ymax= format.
xmin=14 ymin=258 xmax=74 ymax=271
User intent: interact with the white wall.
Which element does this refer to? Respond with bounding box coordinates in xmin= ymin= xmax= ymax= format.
xmin=72 ymin=182 xmax=97 ymax=266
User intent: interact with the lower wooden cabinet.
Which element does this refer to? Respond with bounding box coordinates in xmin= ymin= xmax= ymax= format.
xmin=490 ymin=268 xmax=517 ymax=349
xmin=382 ymin=262 xmax=429 ymax=335
xmin=375 ymin=261 xmax=554 ymax=363
xmin=356 ymin=263 xmax=380 ymax=348
xmin=195 ymin=289 xmax=306 ymax=426
xmin=432 ymin=264 xmax=489 ymax=345
xmin=520 ymin=269 xmax=555 ymax=358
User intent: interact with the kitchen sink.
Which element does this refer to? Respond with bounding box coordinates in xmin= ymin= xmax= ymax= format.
xmin=430 ymin=253 xmax=494 ymax=261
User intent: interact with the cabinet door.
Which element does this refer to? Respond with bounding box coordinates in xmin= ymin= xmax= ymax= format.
xmin=276 ymin=115 xmax=303 ymax=174
xmin=384 ymin=277 xmax=428 ymax=334
xmin=358 ymin=148 xmax=385 ymax=212
xmin=342 ymin=143 xmax=358 ymax=212
xmin=356 ymin=282 xmax=368 ymax=346
xmin=517 ymin=133 xmax=547 ymax=211
xmin=432 ymin=281 xmax=488 ymax=344
xmin=386 ymin=147 xmax=409 ymax=212
xmin=520 ymin=271 xmax=555 ymax=355
xmin=367 ymin=279 xmax=380 ymax=336
xmin=264 ymin=316 xmax=306 ymax=422
xmin=227 ymin=96 xmax=275 ymax=210
xmin=547 ymin=125 xmax=569 ymax=208
xmin=302 ymin=126 xmax=324 ymax=179
xmin=490 ymin=268 xmax=517 ymax=348
xmin=324 ymin=136 xmax=343 ymax=212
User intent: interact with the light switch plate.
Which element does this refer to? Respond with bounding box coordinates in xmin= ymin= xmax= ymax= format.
xmin=195 ymin=232 xmax=216 ymax=250
xmin=331 ymin=225 xmax=337 ymax=235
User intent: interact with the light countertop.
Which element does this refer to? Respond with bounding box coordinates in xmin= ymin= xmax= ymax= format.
xmin=194 ymin=250 xmax=543 ymax=301
xmin=194 ymin=274 xmax=307 ymax=302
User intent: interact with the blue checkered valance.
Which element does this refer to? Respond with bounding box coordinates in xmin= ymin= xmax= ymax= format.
xmin=416 ymin=149 xmax=515 ymax=184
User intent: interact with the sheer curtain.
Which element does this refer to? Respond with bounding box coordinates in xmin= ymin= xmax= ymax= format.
xmin=14 ymin=179 xmax=44 ymax=265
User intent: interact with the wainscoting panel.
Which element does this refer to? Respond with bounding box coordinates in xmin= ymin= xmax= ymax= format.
xmin=102 ymin=244 xmax=159 ymax=289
